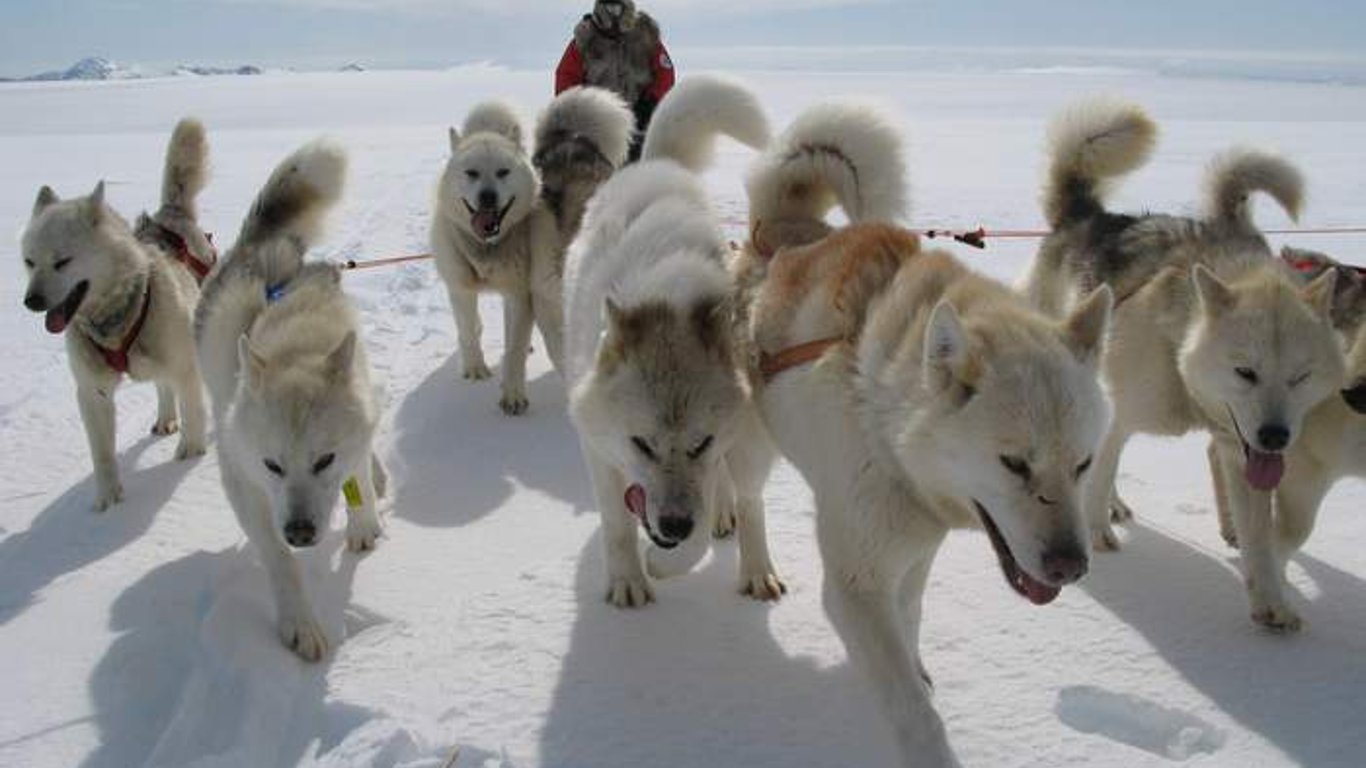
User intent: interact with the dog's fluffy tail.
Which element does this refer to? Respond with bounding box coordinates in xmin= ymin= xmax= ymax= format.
xmin=1043 ymin=99 xmax=1157 ymax=229
xmin=745 ymin=102 xmax=908 ymax=230
xmin=1204 ymin=147 xmax=1304 ymax=226
xmin=236 ymin=139 xmax=347 ymax=248
xmin=641 ymin=75 xmax=770 ymax=173
xmin=535 ymin=86 xmax=634 ymax=169
xmin=160 ymin=118 xmax=210 ymax=217
xmin=460 ymin=101 xmax=524 ymax=152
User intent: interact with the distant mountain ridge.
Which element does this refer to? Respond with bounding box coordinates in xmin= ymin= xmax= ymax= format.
xmin=1 ymin=57 xmax=266 ymax=82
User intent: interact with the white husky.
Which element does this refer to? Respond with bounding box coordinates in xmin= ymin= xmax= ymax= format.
xmin=196 ymin=141 xmax=385 ymax=662
xmin=745 ymin=103 xmax=1113 ymax=767
xmin=21 ymin=119 xmax=213 ymax=510
xmin=565 ymin=76 xmax=785 ymax=608
xmin=432 ymin=89 xmax=632 ymax=414
xmin=1023 ymin=100 xmax=1346 ymax=630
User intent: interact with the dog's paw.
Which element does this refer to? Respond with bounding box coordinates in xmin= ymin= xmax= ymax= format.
xmin=462 ymin=361 xmax=493 ymax=380
xmin=93 ymin=483 xmax=125 ymax=512
xmin=151 ymin=417 xmax=180 ymax=437
xmin=606 ymin=575 xmax=654 ymax=609
xmin=279 ymin=611 xmax=330 ymax=662
xmin=499 ymin=393 xmax=529 ymax=416
xmin=712 ymin=507 xmax=737 ymax=539
xmin=1091 ymin=526 xmax=1121 ymax=552
xmin=1221 ymin=529 xmax=1240 ymax=550
xmin=346 ymin=514 xmax=383 ymax=553
xmin=1251 ymin=602 xmax=1303 ymax=633
xmin=1109 ymin=496 xmax=1135 ymax=523
xmin=739 ymin=570 xmax=787 ymax=602
xmin=174 ymin=438 xmax=207 ymax=461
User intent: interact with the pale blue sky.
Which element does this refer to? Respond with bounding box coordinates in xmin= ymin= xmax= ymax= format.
xmin=0 ymin=0 xmax=1362 ymax=77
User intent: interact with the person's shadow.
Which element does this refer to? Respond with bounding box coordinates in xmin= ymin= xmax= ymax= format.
xmin=388 ymin=361 xmax=591 ymax=529
xmin=537 ymin=531 xmax=898 ymax=768
xmin=1077 ymin=523 xmax=1366 ymax=767
xmin=0 ymin=435 xmax=195 ymax=626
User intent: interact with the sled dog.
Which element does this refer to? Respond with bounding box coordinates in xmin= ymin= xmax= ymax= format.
xmin=196 ymin=140 xmax=386 ymax=662
xmin=565 ymin=76 xmax=785 ymax=608
xmin=745 ymin=102 xmax=1113 ymax=767
xmin=432 ymin=87 xmax=632 ymax=414
xmin=21 ymin=119 xmax=214 ymax=510
xmin=1023 ymin=99 xmax=1345 ymax=630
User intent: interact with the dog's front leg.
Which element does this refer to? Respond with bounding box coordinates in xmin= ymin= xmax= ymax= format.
xmin=172 ymin=363 xmax=207 ymax=460
xmin=449 ymin=284 xmax=491 ymax=380
xmin=728 ymin=422 xmax=785 ymax=601
xmin=153 ymin=382 xmax=179 ymax=436
xmin=1208 ymin=440 xmax=1238 ymax=548
xmin=1273 ymin=463 xmax=1331 ymax=566
xmin=499 ymin=292 xmax=534 ymax=415
xmin=585 ymin=446 xmax=653 ymax=608
xmin=1214 ymin=439 xmax=1300 ymax=631
xmin=345 ymin=451 xmax=384 ymax=553
xmin=824 ymin=569 xmax=960 ymax=768
xmin=76 ymin=383 xmax=122 ymax=511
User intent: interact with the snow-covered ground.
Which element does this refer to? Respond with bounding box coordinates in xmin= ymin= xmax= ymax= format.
xmin=1 ymin=65 xmax=1365 ymax=768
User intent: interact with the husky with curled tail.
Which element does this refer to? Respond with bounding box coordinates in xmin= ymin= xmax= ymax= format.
xmin=1022 ymin=99 xmax=1345 ymax=632
xmin=565 ymin=76 xmax=785 ymax=609
xmin=432 ymin=88 xmax=632 ymax=414
xmin=196 ymin=141 xmax=387 ymax=662
xmin=745 ymin=103 xmax=1113 ymax=767
xmin=20 ymin=119 xmax=213 ymax=511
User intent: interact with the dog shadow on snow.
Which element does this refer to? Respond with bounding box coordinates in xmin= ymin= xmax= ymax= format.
xmin=389 ymin=360 xmax=592 ymax=528
xmin=538 ymin=532 xmax=897 ymax=768
xmin=0 ymin=435 xmax=195 ymax=627
xmin=1078 ymin=523 xmax=1366 ymax=766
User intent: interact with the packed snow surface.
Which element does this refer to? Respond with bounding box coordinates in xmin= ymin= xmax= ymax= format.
xmin=1 ymin=65 xmax=1365 ymax=768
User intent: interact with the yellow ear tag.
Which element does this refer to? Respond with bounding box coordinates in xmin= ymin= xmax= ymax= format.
xmin=342 ymin=477 xmax=364 ymax=510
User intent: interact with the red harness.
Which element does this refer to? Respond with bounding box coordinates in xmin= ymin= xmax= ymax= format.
xmin=89 ymin=282 xmax=152 ymax=375
xmin=168 ymin=230 xmax=216 ymax=283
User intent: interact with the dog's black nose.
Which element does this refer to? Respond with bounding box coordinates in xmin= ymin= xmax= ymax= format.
xmin=1041 ymin=547 xmax=1088 ymax=586
xmin=657 ymin=515 xmax=694 ymax=542
xmin=478 ymin=189 xmax=499 ymax=210
xmin=284 ymin=518 xmax=318 ymax=548
xmin=23 ymin=292 xmax=45 ymax=312
xmin=1257 ymin=424 xmax=1289 ymax=452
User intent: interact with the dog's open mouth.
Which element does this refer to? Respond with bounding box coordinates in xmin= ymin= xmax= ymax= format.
xmin=1342 ymin=380 xmax=1366 ymax=414
xmin=464 ymin=197 xmax=516 ymax=241
xmin=625 ymin=483 xmax=679 ymax=550
xmin=1241 ymin=441 xmax=1285 ymax=492
xmin=974 ymin=501 xmax=1061 ymax=606
xmin=43 ymin=280 xmax=89 ymax=334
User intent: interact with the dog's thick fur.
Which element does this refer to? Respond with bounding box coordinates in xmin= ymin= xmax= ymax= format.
xmin=196 ymin=141 xmax=386 ymax=662
xmin=565 ymin=76 xmax=784 ymax=608
xmin=1023 ymin=99 xmax=1346 ymax=631
xmin=432 ymin=89 xmax=631 ymax=414
xmin=21 ymin=119 xmax=212 ymax=510
xmin=746 ymin=103 xmax=1113 ymax=767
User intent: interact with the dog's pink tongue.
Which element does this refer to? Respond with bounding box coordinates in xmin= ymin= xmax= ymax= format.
xmin=471 ymin=209 xmax=499 ymax=237
xmin=1245 ymin=450 xmax=1285 ymax=491
xmin=624 ymin=484 xmax=646 ymax=520
xmin=1021 ymin=573 xmax=1062 ymax=606
xmin=45 ymin=307 xmax=68 ymax=334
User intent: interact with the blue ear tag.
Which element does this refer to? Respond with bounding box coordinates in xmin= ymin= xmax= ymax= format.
xmin=265 ymin=284 xmax=288 ymax=304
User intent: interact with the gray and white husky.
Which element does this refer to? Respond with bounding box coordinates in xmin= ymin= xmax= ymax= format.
xmin=564 ymin=76 xmax=784 ymax=608
xmin=196 ymin=140 xmax=385 ymax=662
xmin=745 ymin=101 xmax=1113 ymax=767
xmin=21 ymin=119 xmax=214 ymax=510
xmin=432 ymin=87 xmax=632 ymax=414
xmin=1022 ymin=99 xmax=1345 ymax=630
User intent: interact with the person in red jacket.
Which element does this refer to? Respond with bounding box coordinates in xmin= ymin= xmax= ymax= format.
xmin=555 ymin=0 xmax=676 ymax=161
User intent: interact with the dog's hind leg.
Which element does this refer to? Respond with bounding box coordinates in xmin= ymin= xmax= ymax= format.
xmin=370 ymin=453 xmax=389 ymax=499
xmin=531 ymin=288 xmax=566 ymax=374
xmin=1085 ymin=426 xmax=1131 ymax=551
xmin=346 ymin=450 xmax=384 ymax=553
xmin=449 ymin=284 xmax=491 ymax=380
xmin=152 ymin=382 xmax=179 ymax=436
xmin=77 ymin=382 xmax=123 ymax=511
xmin=898 ymin=551 xmax=938 ymax=690
xmin=499 ymin=292 xmax=534 ymax=415
xmin=729 ymin=421 xmax=785 ymax=601
xmin=172 ymin=363 xmax=207 ymax=460
xmin=711 ymin=460 xmax=737 ymax=539
xmin=1213 ymin=438 xmax=1301 ymax=632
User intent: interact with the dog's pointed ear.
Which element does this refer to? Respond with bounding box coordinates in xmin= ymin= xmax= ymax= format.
xmin=448 ymin=127 xmax=461 ymax=153
xmin=327 ymin=331 xmax=357 ymax=378
xmin=238 ymin=334 xmax=267 ymax=393
xmin=1302 ymin=267 xmax=1338 ymax=319
xmin=923 ymin=298 xmax=969 ymax=394
xmin=33 ymin=186 xmax=59 ymax=217
xmin=82 ymin=181 xmax=106 ymax=226
xmin=1192 ymin=264 xmax=1234 ymax=316
xmin=1063 ymin=285 xmax=1113 ymax=368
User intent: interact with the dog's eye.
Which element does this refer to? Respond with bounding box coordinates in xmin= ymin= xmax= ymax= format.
xmin=495 ymin=168 xmax=510 ymax=180
xmin=53 ymin=257 xmax=71 ymax=271
xmin=312 ymin=453 xmax=336 ymax=475
xmin=464 ymin=170 xmax=480 ymax=181
xmin=687 ymin=435 xmax=714 ymax=460
xmin=1289 ymin=371 xmax=1311 ymax=388
xmin=630 ymin=436 xmax=657 ymax=462
xmin=999 ymin=455 xmax=1031 ymax=481
xmin=264 ymin=459 xmax=285 ymax=477
xmin=23 ymin=258 xmax=35 ymax=269
xmin=1075 ymin=456 xmax=1093 ymax=479
xmin=1235 ymin=367 xmax=1259 ymax=385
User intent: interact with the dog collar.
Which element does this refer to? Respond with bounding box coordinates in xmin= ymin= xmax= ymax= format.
xmin=88 ymin=278 xmax=153 ymax=375
xmin=758 ymin=336 xmax=844 ymax=382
